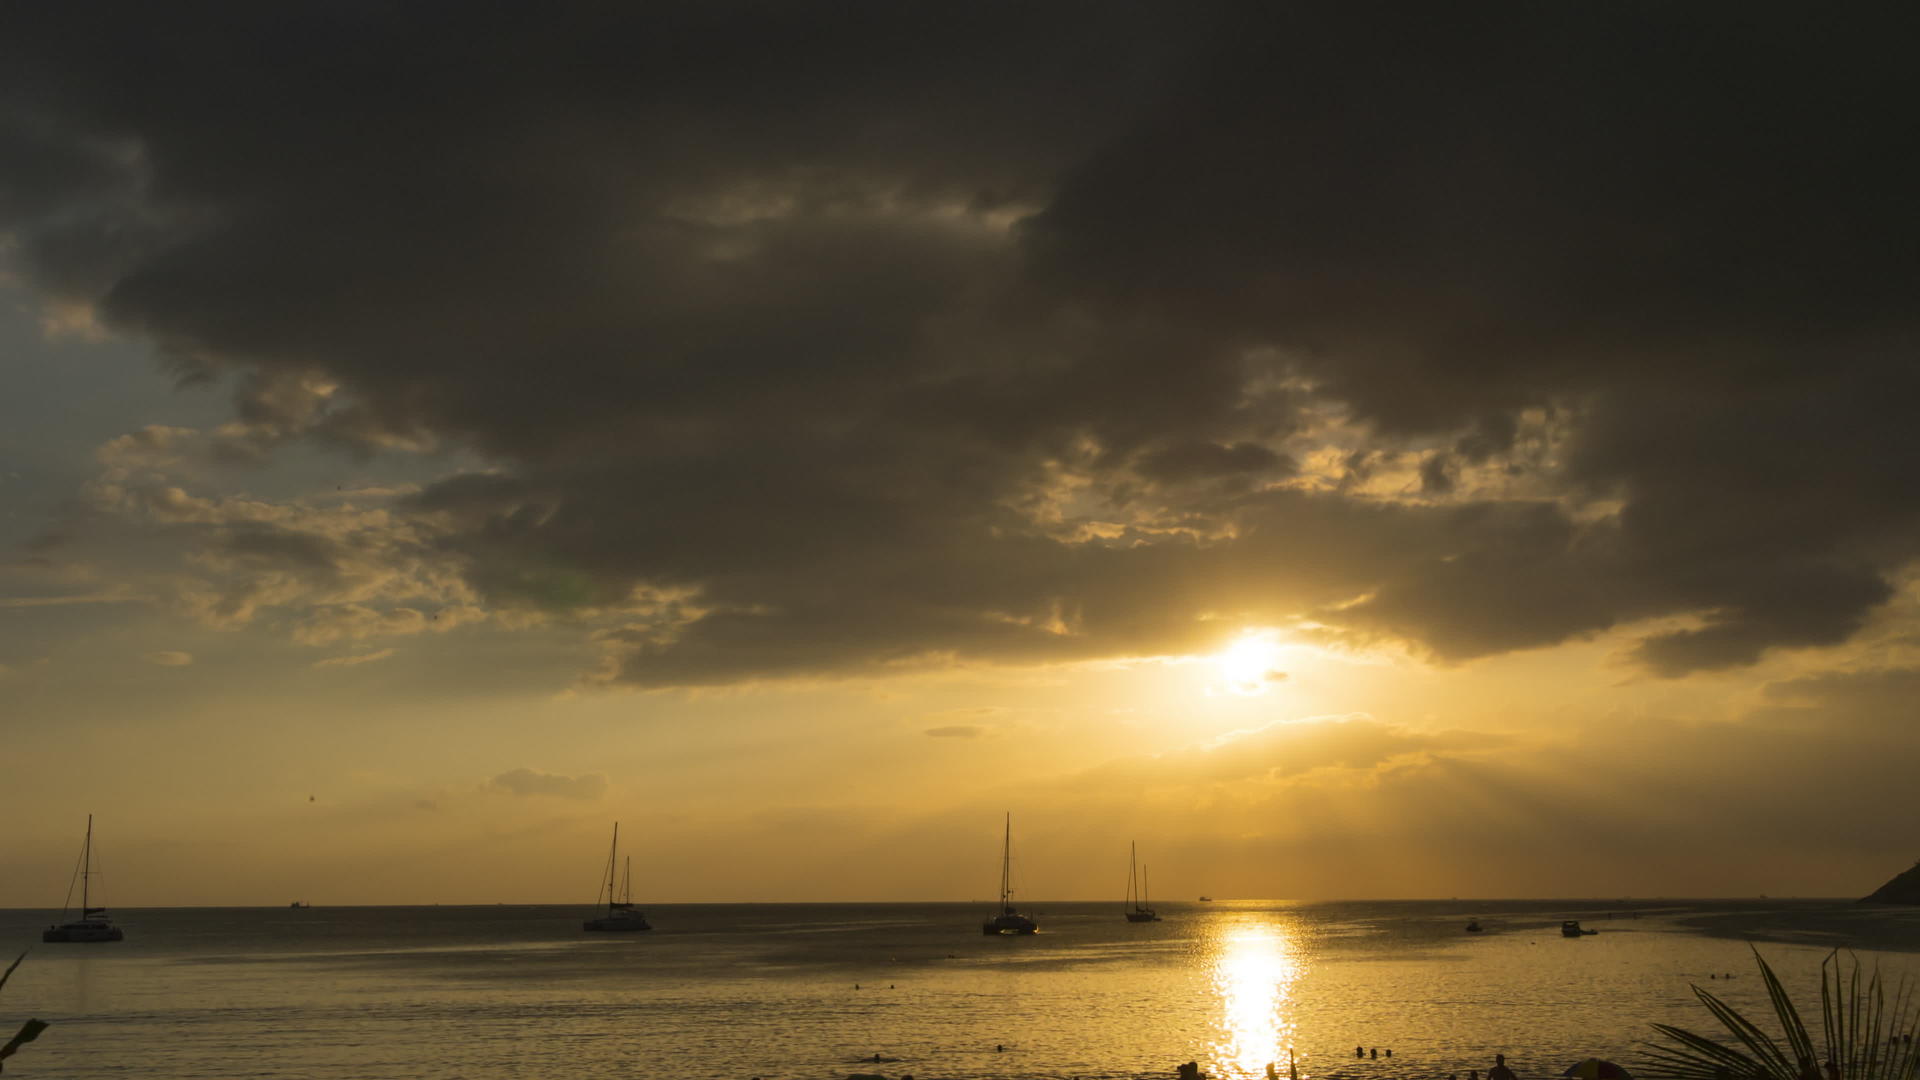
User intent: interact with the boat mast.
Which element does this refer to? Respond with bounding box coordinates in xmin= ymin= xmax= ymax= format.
xmin=1000 ymin=813 xmax=1014 ymax=914
xmin=1143 ymin=864 xmax=1150 ymax=911
xmin=620 ymin=856 xmax=632 ymax=907
xmin=1127 ymin=841 xmax=1138 ymax=911
xmin=81 ymin=814 xmax=93 ymax=915
xmin=603 ymin=823 xmax=620 ymax=914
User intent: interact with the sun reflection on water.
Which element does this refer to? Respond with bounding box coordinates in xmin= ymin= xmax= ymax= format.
xmin=1208 ymin=919 xmax=1305 ymax=1080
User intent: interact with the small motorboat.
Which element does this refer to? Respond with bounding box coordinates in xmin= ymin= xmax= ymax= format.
xmin=1562 ymin=920 xmax=1598 ymax=937
xmin=1465 ymin=920 xmax=1483 ymax=932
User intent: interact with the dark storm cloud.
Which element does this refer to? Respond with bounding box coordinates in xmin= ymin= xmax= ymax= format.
xmin=1023 ymin=3 xmax=1920 ymax=672
xmin=5 ymin=2 xmax=1920 ymax=684
xmin=214 ymin=527 xmax=346 ymax=580
xmin=0 ymin=115 xmax=128 ymax=226
xmin=1133 ymin=440 xmax=1291 ymax=486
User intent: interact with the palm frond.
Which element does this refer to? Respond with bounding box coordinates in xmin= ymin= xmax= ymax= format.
xmin=0 ymin=952 xmax=48 ymax=1073
xmin=0 ymin=955 xmax=23 ymax=996
xmin=1692 ymin=984 xmax=1797 ymax=1078
xmin=1756 ymin=947 xmax=1818 ymax=1071
xmin=0 ymin=1017 xmax=49 ymax=1068
xmin=1642 ymin=951 xmax=1920 ymax=1080
xmin=1642 ymin=1022 xmax=1766 ymax=1080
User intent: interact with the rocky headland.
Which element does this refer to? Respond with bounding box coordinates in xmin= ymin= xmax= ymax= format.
xmin=1860 ymin=862 xmax=1920 ymax=904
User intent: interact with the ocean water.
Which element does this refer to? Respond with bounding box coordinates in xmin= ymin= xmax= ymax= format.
xmin=5 ymin=899 xmax=1920 ymax=1079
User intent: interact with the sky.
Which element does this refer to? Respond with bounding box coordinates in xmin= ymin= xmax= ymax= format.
xmin=2 ymin=3 xmax=1919 ymax=907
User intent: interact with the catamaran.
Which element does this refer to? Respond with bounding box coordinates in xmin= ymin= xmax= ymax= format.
xmin=1124 ymin=841 xmax=1160 ymax=922
xmin=583 ymin=823 xmax=651 ymax=932
xmin=981 ymin=813 xmax=1037 ymax=935
xmin=43 ymin=815 xmax=124 ymax=943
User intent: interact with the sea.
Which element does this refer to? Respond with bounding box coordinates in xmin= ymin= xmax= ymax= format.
xmin=5 ymin=899 xmax=1920 ymax=1079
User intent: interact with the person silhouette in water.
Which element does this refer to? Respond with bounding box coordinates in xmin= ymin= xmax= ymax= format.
xmin=1489 ymin=1055 xmax=1517 ymax=1080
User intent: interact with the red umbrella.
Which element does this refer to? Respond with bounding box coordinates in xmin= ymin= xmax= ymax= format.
xmin=1564 ymin=1061 xmax=1635 ymax=1080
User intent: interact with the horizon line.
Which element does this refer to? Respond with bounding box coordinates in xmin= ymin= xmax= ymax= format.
xmin=0 ymin=895 xmax=1851 ymax=911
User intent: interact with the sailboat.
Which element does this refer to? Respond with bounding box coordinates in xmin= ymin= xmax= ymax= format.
xmin=1124 ymin=841 xmax=1160 ymax=922
xmin=43 ymin=815 xmax=124 ymax=943
xmin=582 ymin=823 xmax=651 ymax=932
xmin=981 ymin=813 xmax=1037 ymax=935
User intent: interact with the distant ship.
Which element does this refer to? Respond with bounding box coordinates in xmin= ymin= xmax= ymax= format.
xmin=1198 ymin=896 xmax=1213 ymax=902
xmin=289 ymin=901 xmax=311 ymax=909
xmin=1562 ymin=920 xmax=1597 ymax=937
xmin=583 ymin=823 xmax=651 ymax=932
xmin=981 ymin=813 xmax=1037 ymax=935
xmin=1123 ymin=842 xmax=1160 ymax=923
xmin=43 ymin=815 xmax=124 ymax=943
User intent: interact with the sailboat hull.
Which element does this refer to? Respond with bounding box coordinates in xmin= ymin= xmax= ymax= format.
xmin=583 ymin=916 xmax=652 ymax=932
xmin=1125 ymin=910 xmax=1161 ymax=922
xmin=982 ymin=914 xmax=1037 ymax=935
xmin=43 ymin=921 xmax=122 ymax=943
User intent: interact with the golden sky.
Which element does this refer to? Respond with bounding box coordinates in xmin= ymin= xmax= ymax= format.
xmin=4 ymin=4 xmax=1919 ymax=906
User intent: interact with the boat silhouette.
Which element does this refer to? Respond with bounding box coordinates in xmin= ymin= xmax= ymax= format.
xmin=583 ymin=822 xmax=652 ymax=932
xmin=981 ymin=813 xmax=1036 ymax=935
xmin=1124 ymin=842 xmax=1160 ymax=922
xmin=43 ymin=815 xmax=124 ymax=943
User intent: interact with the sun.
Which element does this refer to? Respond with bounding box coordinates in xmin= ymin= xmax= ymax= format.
xmin=1215 ymin=631 xmax=1285 ymax=696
